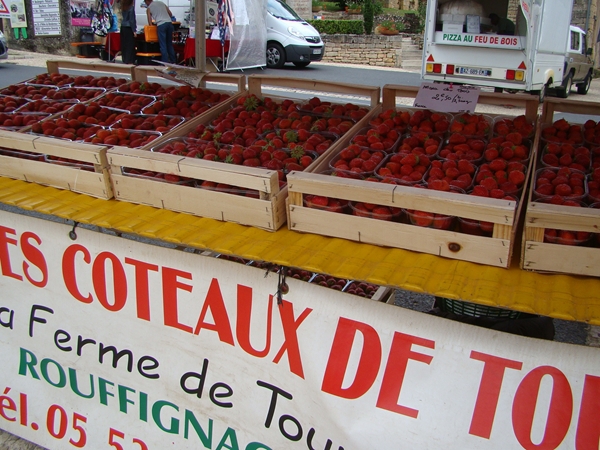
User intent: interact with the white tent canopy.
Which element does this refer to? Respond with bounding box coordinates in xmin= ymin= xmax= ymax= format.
xmin=195 ymin=0 xmax=267 ymax=71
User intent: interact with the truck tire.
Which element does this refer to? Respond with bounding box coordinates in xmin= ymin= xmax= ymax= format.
xmin=557 ymin=72 xmax=573 ymax=98
xmin=293 ymin=61 xmax=310 ymax=68
xmin=266 ymin=42 xmax=286 ymax=69
xmin=576 ymin=72 xmax=592 ymax=95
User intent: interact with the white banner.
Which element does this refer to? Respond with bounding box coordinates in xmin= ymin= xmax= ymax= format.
xmin=0 ymin=209 xmax=599 ymax=449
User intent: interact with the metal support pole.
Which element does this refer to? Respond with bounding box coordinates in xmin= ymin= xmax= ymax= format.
xmin=195 ymin=0 xmax=206 ymax=71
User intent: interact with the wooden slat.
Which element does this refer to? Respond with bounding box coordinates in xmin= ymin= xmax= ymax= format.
xmin=526 ymin=202 xmax=600 ymax=233
xmin=111 ymin=174 xmax=278 ymax=230
xmin=108 ymin=147 xmax=279 ymax=194
xmin=0 ymin=155 xmax=112 ymax=199
xmin=542 ymin=97 xmax=600 ymax=123
xmin=288 ymin=205 xmax=512 ymax=267
xmin=46 ymin=59 xmax=134 ymax=76
xmin=0 ymin=131 xmax=108 ymax=165
xmin=247 ymin=75 xmax=381 ymax=107
xmin=522 ymin=241 xmax=600 ymax=277
xmin=132 ymin=65 xmax=246 ymax=92
xmin=382 ymin=84 xmax=540 ymax=122
xmin=287 ymin=172 xmax=517 ymax=224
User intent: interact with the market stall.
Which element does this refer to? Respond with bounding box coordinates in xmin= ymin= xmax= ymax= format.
xmin=0 ymin=62 xmax=599 ymax=449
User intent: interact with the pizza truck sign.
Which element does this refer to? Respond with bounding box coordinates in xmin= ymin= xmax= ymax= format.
xmin=1 ymin=209 xmax=600 ymax=449
xmin=436 ymin=31 xmax=525 ymax=49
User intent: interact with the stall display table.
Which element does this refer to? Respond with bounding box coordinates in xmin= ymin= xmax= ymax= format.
xmin=183 ymin=37 xmax=230 ymax=69
xmin=103 ymin=32 xmax=121 ymax=61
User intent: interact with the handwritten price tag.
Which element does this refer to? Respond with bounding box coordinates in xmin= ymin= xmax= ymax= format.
xmin=413 ymin=82 xmax=480 ymax=113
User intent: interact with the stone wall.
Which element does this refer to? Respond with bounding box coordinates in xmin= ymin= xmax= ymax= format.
xmin=320 ymin=34 xmax=404 ymax=67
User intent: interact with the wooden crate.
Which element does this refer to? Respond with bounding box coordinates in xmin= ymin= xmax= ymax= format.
xmin=108 ymin=145 xmax=284 ymax=231
xmin=107 ymin=76 xmax=380 ymax=231
xmin=0 ymin=130 xmax=112 ymax=199
xmin=287 ymin=85 xmax=540 ymax=268
xmin=521 ymin=98 xmax=600 ymax=277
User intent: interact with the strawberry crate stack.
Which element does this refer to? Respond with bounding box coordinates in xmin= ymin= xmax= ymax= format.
xmin=0 ymin=71 xmax=132 ymax=199
xmin=287 ymin=84 xmax=540 ymax=268
xmin=521 ymin=97 xmax=600 ymax=277
xmin=108 ymin=75 xmax=380 ymax=231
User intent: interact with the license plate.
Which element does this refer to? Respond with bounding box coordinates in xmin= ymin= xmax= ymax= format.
xmin=313 ymin=48 xmax=322 ymax=55
xmin=457 ymin=66 xmax=491 ymax=76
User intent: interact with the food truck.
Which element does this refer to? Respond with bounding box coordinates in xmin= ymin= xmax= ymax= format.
xmin=421 ymin=0 xmax=577 ymax=101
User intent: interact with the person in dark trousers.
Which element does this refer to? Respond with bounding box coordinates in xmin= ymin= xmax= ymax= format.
xmin=489 ymin=13 xmax=515 ymax=36
xmin=144 ymin=0 xmax=176 ymax=64
xmin=120 ymin=0 xmax=136 ymax=64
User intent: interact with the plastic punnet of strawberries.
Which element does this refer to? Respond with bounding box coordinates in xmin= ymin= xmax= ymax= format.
xmin=533 ymin=167 xmax=587 ymax=200
xmin=535 ymin=196 xmax=592 ymax=246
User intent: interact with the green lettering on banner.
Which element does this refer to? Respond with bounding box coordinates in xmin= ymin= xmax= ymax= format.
xmin=184 ymin=410 xmax=213 ymax=447
xmin=245 ymin=443 xmax=272 ymax=450
xmin=40 ymin=358 xmax=66 ymax=388
xmin=18 ymin=348 xmax=40 ymax=379
xmin=118 ymin=384 xmax=136 ymax=413
xmin=99 ymin=377 xmax=115 ymax=405
xmin=153 ymin=400 xmax=180 ymax=434
xmin=140 ymin=391 xmax=148 ymax=422
xmin=69 ymin=368 xmax=95 ymax=399
xmin=216 ymin=427 xmax=240 ymax=450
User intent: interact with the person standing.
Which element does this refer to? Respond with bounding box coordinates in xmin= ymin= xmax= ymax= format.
xmin=144 ymin=0 xmax=176 ymax=64
xmin=120 ymin=0 xmax=137 ymax=64
xmin=489 ymin=13 xmax=515 ymax=36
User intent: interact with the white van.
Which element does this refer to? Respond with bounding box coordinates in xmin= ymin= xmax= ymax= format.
xmin=266 ymin=0 xmax=324 ymax=68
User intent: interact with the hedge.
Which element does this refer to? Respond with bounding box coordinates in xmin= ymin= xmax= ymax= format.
xmin=307 ymin=20 xmax=364 ymax=35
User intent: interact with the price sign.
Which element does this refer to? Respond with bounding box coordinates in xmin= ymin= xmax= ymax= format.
xmin=414 ymin=82 xmax=480 ymax=113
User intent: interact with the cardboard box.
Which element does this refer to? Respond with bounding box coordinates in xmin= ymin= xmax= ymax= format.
xmin=442 ymin=22 xmax=463 ymax=33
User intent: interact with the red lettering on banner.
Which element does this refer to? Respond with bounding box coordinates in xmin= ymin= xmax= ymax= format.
xmin=321 ymin=318 xmax=382 ymax=399
xmin=491 ymin=37 xmax=499 ymax=44
xmin=469 ymin=351 xmax=523 ymax=439
xmin=21 ymin=232 xmax=47 ymax=288
xmin=576 ymin=375 xmax=600 ymax=449
xmin=124 ymin=257 xmax=159 ymax=321
xmin=194 ymin=278 xmax=234 ymax=344
xmin=236 ymin=285 xmax=273 ymax=358
xmin=0 ymin=226 xmax=22 ymax=281
xmin=272 ymin=299 xmax=312 ymax=378
xmin=162 ymin=267 xmax=193 ymax=333
xmin=376 ymin=332 xmax=434 ymax=418
xmin=512 ymin=366 xmax=573 ymax=449
xmin=62 ymin=244 xmax=93 ymax=303
xmin=93 ymin=252 xmax=127 ymax=312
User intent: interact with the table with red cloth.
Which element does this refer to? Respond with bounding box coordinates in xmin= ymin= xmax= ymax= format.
xmin=105 ymin=32 xmax=121 ymax=59
xmin=183 ymin=37 xmax=230 ymax=64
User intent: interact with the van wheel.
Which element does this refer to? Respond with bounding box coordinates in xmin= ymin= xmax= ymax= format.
xmin=293 ymin=61 xmax=310 ymax=68
xmin=576 ymin=72 xmax=592 ymax=95
xmin=557 ymin=72 xmax=572 ymax=98
xmin=266 ymin=42 xmax=286 ymax=69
